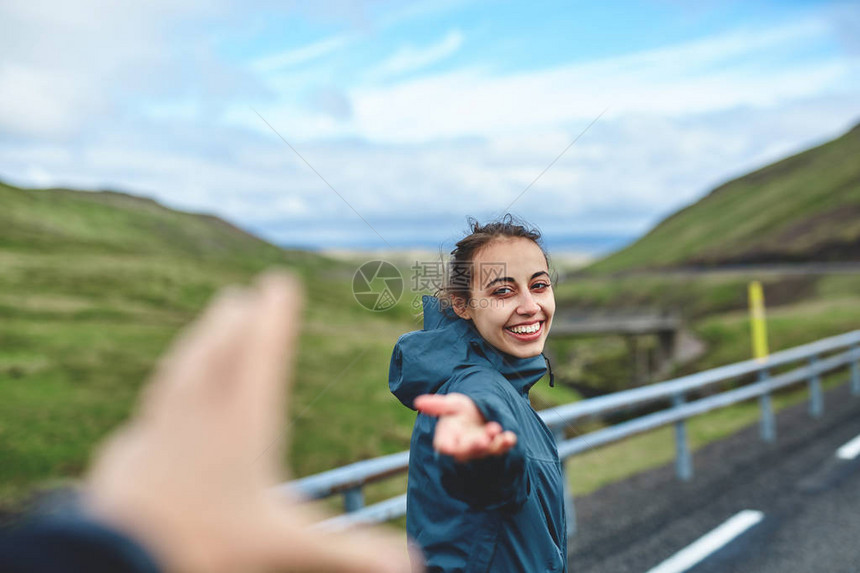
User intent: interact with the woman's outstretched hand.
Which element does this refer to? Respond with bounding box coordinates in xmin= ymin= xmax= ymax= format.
xmin=414 ymin=393 xmax=517 ymax=463
xmin=84 ymin=273 xmax=419 ymax=573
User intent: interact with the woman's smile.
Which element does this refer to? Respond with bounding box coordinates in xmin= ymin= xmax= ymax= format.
xmin=505 ymin=320 xmax=544 ymax=339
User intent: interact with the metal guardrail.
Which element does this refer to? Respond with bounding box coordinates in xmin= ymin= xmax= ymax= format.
xmin=281 ymin=330 xmax=860 ymax=533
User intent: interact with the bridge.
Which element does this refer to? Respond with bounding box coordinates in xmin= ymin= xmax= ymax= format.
xmin=550 ymin=310 xmax=681 ymax=337
xmin=549 ymin=309 xmax=686 ymax=385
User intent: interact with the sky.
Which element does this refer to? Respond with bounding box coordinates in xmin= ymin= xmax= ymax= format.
xmin=1 ymin=0 xmax=859 ymax=255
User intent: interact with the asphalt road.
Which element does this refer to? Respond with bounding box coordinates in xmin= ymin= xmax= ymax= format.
xmin=567 ymin=381 xmax=860 ymax=573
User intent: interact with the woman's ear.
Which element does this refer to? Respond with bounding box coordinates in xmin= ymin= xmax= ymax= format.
xmin=451 ymin=296 xmax=471 ymax=320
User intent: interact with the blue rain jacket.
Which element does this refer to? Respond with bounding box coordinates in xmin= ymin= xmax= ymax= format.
xmin=390 ymin=296 xmax=567 ymax=572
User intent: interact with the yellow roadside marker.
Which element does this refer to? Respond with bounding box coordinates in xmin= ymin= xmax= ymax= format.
xmin=749 ymin=281 xmax=769 ymax=361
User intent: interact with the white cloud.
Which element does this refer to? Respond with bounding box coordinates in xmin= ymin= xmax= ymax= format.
xmin=229 ymin=14 xmax=859 ymax=147
xmin=252 ymin=35 xmax=352 ymax=73
xmin=370 ymin=29 xmax=464 ymax=79
xmin=0 ymin=0 xmax=265 ymax=141
xmin=346 ymin=21 xmax=855 ymax=143
xmin=234 ymin=19 xmax=856 ymax=145
xmin=3 ymin=95 xmax=857 ymax=253
xmin=0 ymin=64 xmax=107 ymax=138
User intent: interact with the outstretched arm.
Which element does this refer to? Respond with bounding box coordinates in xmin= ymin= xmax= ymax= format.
xmin=414 ymin=393 xmax=517 ymax=462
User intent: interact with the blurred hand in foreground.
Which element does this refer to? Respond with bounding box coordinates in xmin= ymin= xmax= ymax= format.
xmin=414 ymin=393 xmax=517 ymax=463
xmin=84 ymin=273 xmax=419 ymax=573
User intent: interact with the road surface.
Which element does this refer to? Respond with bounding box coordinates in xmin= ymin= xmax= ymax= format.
xmin=568 ymin=381 xmax=860 ymax=573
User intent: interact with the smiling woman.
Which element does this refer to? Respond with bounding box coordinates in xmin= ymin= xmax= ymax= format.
xmin=389 ymin=215 xmax=567 ymax=572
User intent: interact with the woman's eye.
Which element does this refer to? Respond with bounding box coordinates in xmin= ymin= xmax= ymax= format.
xmin=493 ymin=286 xmax=514 ymax=295
xmin=532 ymin=282 xmax=551 ymax=290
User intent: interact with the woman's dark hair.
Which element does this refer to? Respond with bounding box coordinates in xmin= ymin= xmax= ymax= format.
xmin=436 ymin=214 xmax=552 ymax=311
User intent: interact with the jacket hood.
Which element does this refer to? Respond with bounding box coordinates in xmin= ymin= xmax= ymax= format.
xmin=389 ymin=295 xmax=548 ymax=409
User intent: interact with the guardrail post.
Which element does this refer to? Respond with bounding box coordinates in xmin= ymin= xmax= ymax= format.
xmin=851 ymin=343 xmax=860 ymax=397
xmin=554 ymin=428 xmax=577 ymax=537
xmin=808 ymin=356 xmax=823 ymax=418
xmin=343 ymin=486 xmax=365 ymax=513
xmin=672 ymin=394 xmax=693 ymax=481
xmin=757 ymin=369 xmax=776 ymax=442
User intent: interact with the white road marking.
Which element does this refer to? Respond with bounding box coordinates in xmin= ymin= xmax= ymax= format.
xmin=645 ymin=510 xmax=764 ymax=573
xmin=836 ymin=434 xmax=860 ymax=460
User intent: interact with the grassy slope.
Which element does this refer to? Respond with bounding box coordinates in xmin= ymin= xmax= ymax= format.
xmin=589 ymin=122 xmax=860 ymax=273
xmin=0 ymin=182 xmax=415 ymax=504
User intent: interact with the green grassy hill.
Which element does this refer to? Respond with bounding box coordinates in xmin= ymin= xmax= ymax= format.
xmin=589 ymin=122 xmax=860 ymax=273
xmin=0 ymin=181 xmax=427 ymax=505
xmin=0 ymin=183 xmax=326 ymax=266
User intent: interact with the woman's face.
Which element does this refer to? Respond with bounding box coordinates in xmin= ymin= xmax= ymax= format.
xmin=454 ymin=237 xmax=555 ymax=359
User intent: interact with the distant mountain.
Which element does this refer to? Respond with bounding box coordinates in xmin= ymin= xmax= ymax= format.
xmin=0 ymin=180 xmax=319 ymax=268
xmin=589 ymin=122 xmax=860 ymax=273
